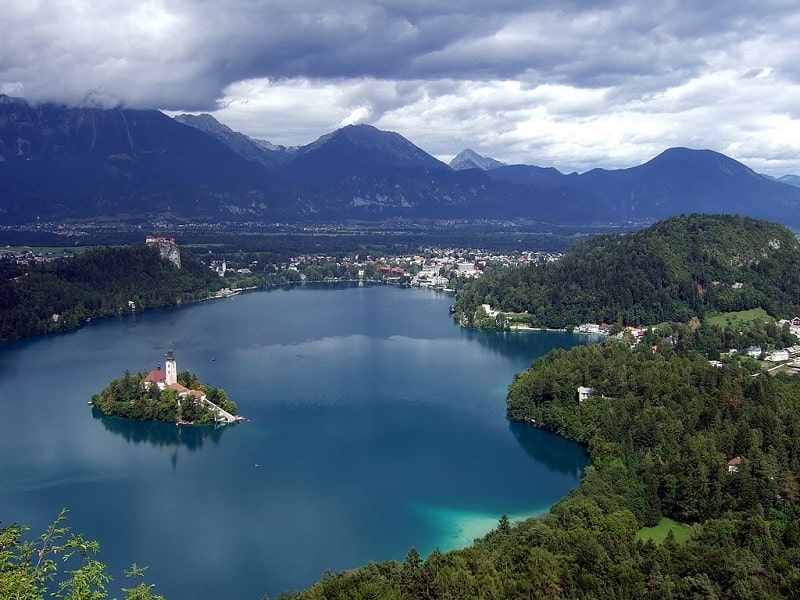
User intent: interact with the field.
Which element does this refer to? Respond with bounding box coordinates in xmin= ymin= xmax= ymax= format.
xmin=635 ymin=518 xmax=693 ymax=545
xmin=705 ymin=308 xmax=773 ymax=329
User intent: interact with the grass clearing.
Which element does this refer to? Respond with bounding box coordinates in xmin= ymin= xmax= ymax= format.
xmin=705 ymin=308 xmax=773 ymax=329
xmin=635 ymin=518 xmax=693 ymax=545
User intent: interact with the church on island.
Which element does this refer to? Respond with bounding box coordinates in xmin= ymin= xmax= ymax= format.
xmin=144 ymin=349 xmax=241 ymax=424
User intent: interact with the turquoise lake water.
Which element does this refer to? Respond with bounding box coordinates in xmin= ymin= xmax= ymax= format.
xmin=0 ymin=284 xmax=591 ymax=599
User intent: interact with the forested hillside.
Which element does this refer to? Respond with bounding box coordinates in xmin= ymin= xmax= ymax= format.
xmin=0 ymin=245 xmax=222 ymax=341
xmin=455 ymin=214 xmax=800 ymax=328
xmin=276 ymin=342 xmax=800 ymax=599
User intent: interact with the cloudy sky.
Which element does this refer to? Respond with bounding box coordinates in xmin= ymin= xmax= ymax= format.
xmin=2 ymin=0 xmax=800 ymax=175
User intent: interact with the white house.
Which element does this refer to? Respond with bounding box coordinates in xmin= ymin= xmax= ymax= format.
xmin=577 ymin=386 xmax=595 ymax=402
xmin=766 ymin=349 xmax=790 ymax=362
xmin=577 ymin=323 xmax=602 ymax=334
xmin=457 ymin=262 xmax=476 ymax=273
xmin=746 ymin=346 xmax=763 ymax=359
xmin=481 ymin=304 xmax=498 ymax=317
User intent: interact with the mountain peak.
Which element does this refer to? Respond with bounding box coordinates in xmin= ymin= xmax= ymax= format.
xmin=645 ymin=147 xmax=760 ymax=179
xmin=296 ymin=124 xmax=446 ymax=170
xmin=449 ymin=149 xmax=505 ymax=171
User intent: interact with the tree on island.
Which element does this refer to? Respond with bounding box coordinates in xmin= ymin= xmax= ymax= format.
xmin=92 ymin=368 xmax=236 ymax=425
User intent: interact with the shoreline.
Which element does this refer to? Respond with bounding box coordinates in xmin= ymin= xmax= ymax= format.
xmin=418 ymin=504 xmax=552 ymax=554
xmin=508 ymin=325 xmax=568 ymax=332
xmin=507 ymin=324 xmax=609 ymax=337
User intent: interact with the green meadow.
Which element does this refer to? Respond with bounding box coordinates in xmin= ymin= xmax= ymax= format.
xmin=635 ymin=518 xmax=693 ymax=545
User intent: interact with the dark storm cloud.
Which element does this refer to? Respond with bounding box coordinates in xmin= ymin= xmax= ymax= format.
xmin=3 ymin=0 xmax=800 ymax=175
xmin=1 ymin=0 xmax=795 ymax=109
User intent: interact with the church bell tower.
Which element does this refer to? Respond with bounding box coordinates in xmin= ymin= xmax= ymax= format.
xmin=165 ymin=348 xmax=178 ymax=386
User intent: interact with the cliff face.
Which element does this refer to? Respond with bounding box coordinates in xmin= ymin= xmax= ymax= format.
xmin=146 ymin=237 xmax=181 ymax=269
xmin=159 ymin=241 xmax=181 ymax=269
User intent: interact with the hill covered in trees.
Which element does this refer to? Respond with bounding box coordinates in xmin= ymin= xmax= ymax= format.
xmin=454 ymin=214 xmax=800 ymax=328
xmin=0 ymin=244 xmax=222 ymax=342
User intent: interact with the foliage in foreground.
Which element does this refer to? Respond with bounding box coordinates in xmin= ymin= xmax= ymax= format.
xmin=279 ymin=341 xmax=800 ymax=599
xmin=0 ymin=509 xmax=163 ymax=600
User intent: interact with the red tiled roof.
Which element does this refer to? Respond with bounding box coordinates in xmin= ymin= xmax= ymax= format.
xmin=728 ymin=456 xmax=742 ymax=466
xmin=169 ymin=382 xmax=188 ymax=393
xmin=144 ymin=367 xmax=165 ymax=383
xmin=189 ymin=390 xmax=204 ymax=399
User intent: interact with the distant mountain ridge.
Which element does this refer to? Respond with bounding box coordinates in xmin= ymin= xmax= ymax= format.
xmin=174 ymin=113 xmax=291 ymax=167
xmin=2 ymin=95 xmax=800 ymax=226
xmin=777 ymin=174 xmax=800 ymax=188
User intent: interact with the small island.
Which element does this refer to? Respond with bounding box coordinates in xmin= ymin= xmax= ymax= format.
xmin=92 ymin=349 xmax=242 ymax=425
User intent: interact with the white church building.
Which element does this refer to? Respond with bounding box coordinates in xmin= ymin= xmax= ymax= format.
xmin=144 ymin=348 xmax=181 ymax=389
xmin=142 ymin=349 xmax=240 ymax=424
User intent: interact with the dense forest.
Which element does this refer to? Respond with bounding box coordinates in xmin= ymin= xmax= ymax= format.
xmin=0 ymin=244 xmax=223 ymax=341
xmin=454 ymin=214 xmax=800 ymax=328
xmin=274 ymin=341 xmax=800 ymax=599
xmin=92 ymin=370 xmax=236 ymax=424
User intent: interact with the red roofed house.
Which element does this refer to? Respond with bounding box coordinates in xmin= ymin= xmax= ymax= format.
xmin=144 ymin=365 xmax=166 ymax=385
xmin=728 ymin=456 xmax=742 ymax=474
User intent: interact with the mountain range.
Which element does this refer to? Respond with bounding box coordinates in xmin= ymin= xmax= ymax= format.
xmin=2 ymin=94 xmax=800 ymax=227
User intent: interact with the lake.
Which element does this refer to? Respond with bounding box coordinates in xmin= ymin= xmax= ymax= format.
xmin=0 ymin=284 xmax=591 ymax=599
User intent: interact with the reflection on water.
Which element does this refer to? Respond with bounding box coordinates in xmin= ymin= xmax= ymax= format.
xmin=91 ymin=407 xmax=229 ymax=470
xmin=463 ymin=327 xmax=604 ymax=363
xmin=508 ymin=420 xmax=587 ymax=478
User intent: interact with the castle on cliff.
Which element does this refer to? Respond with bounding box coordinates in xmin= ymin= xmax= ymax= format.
xmin=145 ymin=235 xmax=181 ymax=269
